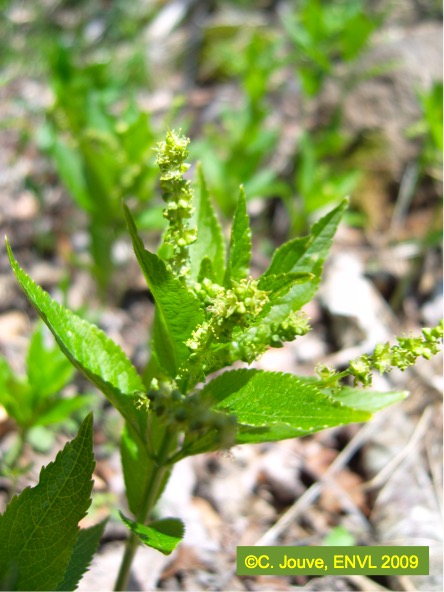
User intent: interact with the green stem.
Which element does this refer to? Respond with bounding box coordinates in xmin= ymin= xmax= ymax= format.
xmin=12 ymin=428 xmax=27 ymax=468
xmin=113 ymin=531 xmax=139 ymax=592
xmin=315 ymin=369 xmax=350 ymax=388
xmin=6 ymin=429 xmax=28 ymax=500
xmin=113 ymin=428 xmax=173 ymax=591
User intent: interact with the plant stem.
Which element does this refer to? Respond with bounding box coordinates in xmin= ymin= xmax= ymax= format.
xmin=113 ymin=531 xmax=139 ymax=592
xmin=113 ymin=429 xmax=173 ymax=591
xmin=315 ymin=369 xmax=350 ymax=388
xmin=7 ymin=429 xmax=28 ymax=500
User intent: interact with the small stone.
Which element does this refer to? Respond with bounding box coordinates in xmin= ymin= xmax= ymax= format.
xmin=0 ymin=311 xmax=29 ymax=343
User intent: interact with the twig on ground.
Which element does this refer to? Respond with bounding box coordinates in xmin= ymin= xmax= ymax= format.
xmin=254 ymin=419 xmax=379 ymax=546
xmin=395 ymin=574 xmax=420 ymax=591
xmin=389 ymin=162 xmax=419 ymax=239
xmin=321 ymin=478 xmax=370 ymax=531
xmin=346 ymin=574 xmax=391 ymax=591
xmin=362 ymin=406 xmax=432 ymax=491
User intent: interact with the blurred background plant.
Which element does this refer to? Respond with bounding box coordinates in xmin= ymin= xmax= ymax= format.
xmin=0 ymin=1 xmax=442 ymax=586
xmin=190 ymin=26 xmax=287 ymax=216
xmin=38 ymin=44 xmax=165 ymax=294
xmin=4 ymin=0 xmax=440 ymax=270
xmin=282 ymin=0 xmax=384 ymax=97
xmin=0 ymin=323 xmax=93 ymax=486
xmin=1 ymin=0 xmax=441 ymax=345
xmin=407 ymin=81 xmax=443 ymax=183
xmin=187 ymin=0 xmax=388 ymax=233
xmin=2 ymin=0 xmax=166 ymax=295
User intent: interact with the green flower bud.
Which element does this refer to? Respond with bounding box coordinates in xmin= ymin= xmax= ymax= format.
xmin=155 ymin=130 xmax=197 ymax=278
xmin=372 ymin=342 xmax=392 ymax=373
xmin=315 ymin=364 xmax=338 ymax=381
xmin=349 ymin=356 xmax=372 ymax=386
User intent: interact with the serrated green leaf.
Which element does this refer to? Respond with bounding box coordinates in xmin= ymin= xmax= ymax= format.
xmin=224 ymin=187 xmax=252 ymax=285
xmin=289 ymin=376 xmax=408 ymax=414
xmin=7 ymin=241 xmax=145 ymax=434
xmin=56 ymin=519 xmax=107 ymax=592
xmin=257 ymin=272 xmax=314 ymax=296
xmin=236 ymin=202 xmax=346 ymax=348
xmin=328 ymin=386 xmax=408 ymax=413
xmin=119 ymin=513 xmax=185 ymax=556
xmin=189 ymin=164 xmax=225 ymax=284
xmin=202 ymin=369 xmax=370 ymax=444
xmin=0 ymin=414 xmax=95 ymax=591
xmin=27 ymin=324 xmax=75 ymax=399
xmin=263 ymin=200 xmax=347 ymax=309
xmin=123 ymin=205 xmax=204 ymax=379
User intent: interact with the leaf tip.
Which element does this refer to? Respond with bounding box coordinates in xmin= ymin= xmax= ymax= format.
xmin=5 ymin=237 xmax=17 ymax=270
xmin=83 ymin=411 xmax=94 ymax=430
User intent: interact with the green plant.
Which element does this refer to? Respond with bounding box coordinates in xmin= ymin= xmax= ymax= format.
xmin=192 ymin=28 xmax=287 ymax=215
xmin=5 ymin=131 xmax=441 ymax=590
xmin=316 ymin=324 xmax=443 ymax=388
xmin=408 ymin=81 xmax=443 ymax=181
xmin=192 ymin=4 xmax=383 ymax=226
xmin=278 ymin=0 xmax=386 ymax=231
xmin=290 ymin=126 xmax=362 ymax=232
xmin=0 ymin=322 xmax=92 ymax=480
xmin=39 ymin=45 xmax=163 ymax=294
xmin=0 ymin=414 xmax=107 ymax=591
xmin=282 ymin=0 xmax=383 ymax=97
xmin=1 ymin=0 xmax=152 ymax=78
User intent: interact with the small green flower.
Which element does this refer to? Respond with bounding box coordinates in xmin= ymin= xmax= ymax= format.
xmin=270 ymin=311 xmax=311 ymax=344
xmin=336 ymin=321 xmax=443 ymax=388
xmin=349 ymin=355 xmax=372 ymax=387
xmin=188 ymin=276 xmax=270 ymax=352
xmin=372 ymin=342 xmax=392 ymax=373
xmin=422 ymin=321 xmax=443 ymax=342
xmin=155 ymin=130 xmax=196 ymax=278
xmin=135 ymin=390 xmax=151 ymax=412
xmin=186 ymin=321 xmax=212 ymax=351
xmin=315 ymin=364 xmax=338 ymax=382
